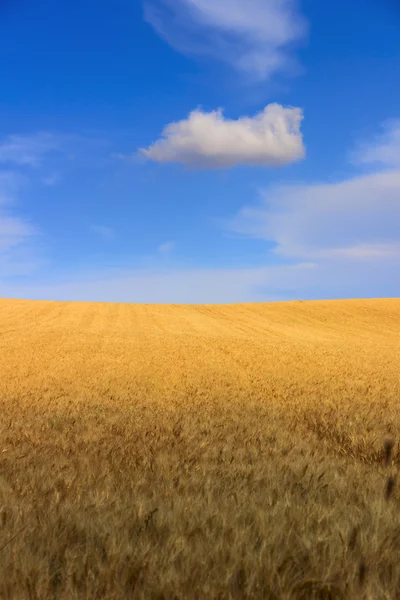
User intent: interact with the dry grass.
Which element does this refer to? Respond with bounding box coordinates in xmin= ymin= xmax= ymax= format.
xmin=0 ymin=297 xmax=399 ymax=599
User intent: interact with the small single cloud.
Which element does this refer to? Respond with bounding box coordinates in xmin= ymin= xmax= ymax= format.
xmin=351 ymin=119 xmax=400 ymax=168
xmin=140 ymin=103 xmax=305 ymax=168
xmin=158 ymin=241 xmax=175 ymax=253
xmin=144 ymin=0 xmax=308 ymax=81
xmin=91 ymin=225 xmax=115 ymax=241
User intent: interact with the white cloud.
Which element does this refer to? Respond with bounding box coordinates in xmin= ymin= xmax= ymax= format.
xmin=0 ymin=131 xmax=112 ymax=283
xmin=351 ymin=119 xmax=400 ymax=168
xmin=0 ymin=133 xmax=69 ymax=278
xmin=0 ymin=171 xmax=49 ymax=278
xmin=141 ymin=103 xmax=305 ymax=168
xmin=0 ymin=171 xmax=21 ymax=206
xmin=1 ymin=120 xmax=399 ymax=303
xmin=0 ymin=172 xmax=37 ymax=251
xmin=0 ymin=214 xmax=39 ymax=251
xmin=0 ymin=133 xmax=60 ymax=167
xmin=158 ymin=241 xmax=175 ymax=253
xmin=226 ymin=169 xmax=400 ymax=261
xmin=91 ymin=225 xmax=115 ymax=241
xmin=211 ymin=119 xmax=400 ymax=299
xmin=144 ymin=0 xmax=308 ymax=81
xmin=0 ymin=132 xmax=106 ymax=170
xmin=0 ymin=130 xmax=116 ymax=284
xmin=0 ymin=135 xmax=61 ymax=276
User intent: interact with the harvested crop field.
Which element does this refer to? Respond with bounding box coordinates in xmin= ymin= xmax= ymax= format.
xmin=0 ymin=297 xmax=400 ymax=599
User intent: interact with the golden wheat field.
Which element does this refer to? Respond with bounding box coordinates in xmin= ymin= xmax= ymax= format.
xmin=0 ymin=297 xmax=400 ymax=600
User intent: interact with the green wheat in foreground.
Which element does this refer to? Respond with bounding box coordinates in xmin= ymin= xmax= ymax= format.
xmin=0 ymin=297 xmax=399 ymax=599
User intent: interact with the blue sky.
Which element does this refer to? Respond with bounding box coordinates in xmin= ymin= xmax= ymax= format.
xmin=0 ymin=0 xmax=399 ymax=303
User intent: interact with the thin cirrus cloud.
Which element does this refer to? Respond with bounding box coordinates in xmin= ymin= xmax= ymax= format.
xmin=0 ymin=132 xmax=60 ymax=167
xmin=0 ymin=213 xmax=38 ymax=252
xmin=0 ymin=171 xmax=21 ymax=205
xmin=351 ymin=118 xmax=400 ymax=168
xmin=0 ymin=132 xmax=74 ymax=278
xmin=225 ymin=119 xmax=400 ymax=266
xmin=0 ymin=172 xmax=38 ymax=250
xmin=140 ymin=103 xmax=305 ymax=168
xmin=0 ymin=172 xmax=47 ymax=277
xmin=0 ymin=256 xmax=397 ymax=303
xmin=3 ymin=121 xmax=399 ymax=303
xmin=0 ymin=131 xmax=107 ymax=170
xmin=42 ymin=172 xmax=61 ymax=187
xmin=226 ymin=170 xmax=400 ymax=262
xmin=143 ymin=0 xmax=308 ymax=81
xmin=90 ymin=225 xmax=116 ymax=241
xmin=2 ymin=120 xmax=399 ymax=302
xmin=0 ymin=132 xmax=60 ymax=262
xmin=158 ymin=241 xmax=175 ymax=253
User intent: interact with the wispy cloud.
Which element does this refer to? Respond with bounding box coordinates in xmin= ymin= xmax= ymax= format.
xmin=0 ymin=171 xmax=21 ymax=206
xmin=351 ymin=119 xmax=400 ymax=168
xmin=1 ymin=120 xmax=399 ymax=303
xmin=158 ymin=240 xmax=175 ymax=253
xmin=226 ymin=169 xmax=400 ymax=262
xmin=42 ymin=172 xmax=61 ymax=187
xmin=0 ymin=131 xmax=113 ymax=283
xmin=0 ymin=131 xmax=110 ymax=170
xmin=144 ymin=0 xmax=308 ymax=81
xmin=0 ymin=133 xmax=60 ymax=167
xmin=0 ymin=172 xmax=36 ymax=251
xmin=0 ymin=213 xmax=39 ymax=251
xmin=0 ymin=257 xmax=397 ymax=303
xmin=141 ymin=104 xmax=305 ymax=168
xmin=90 ymin=225 xmax=116 ymax=241
xmin=0 ymin=133 xmax=64 ymax=275
xmin=0 ymin=171 xmax=49 ymax=278
xmin=215 ymin=118 xmax=400 ymax=299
